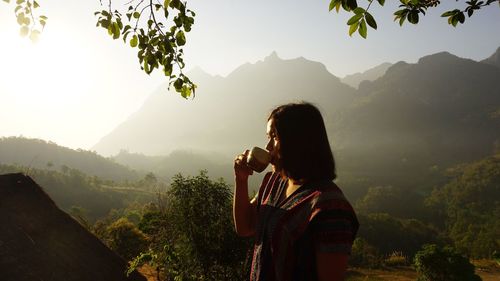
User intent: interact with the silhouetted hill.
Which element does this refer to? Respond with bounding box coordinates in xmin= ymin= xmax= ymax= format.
xmin=334 ymin=51 xmax=500 ymax=188
xmin=0 ymin=173 xmax=146 ymax=281
xmin=93 ymin=52 xmax=357 ymax=156
xmin=341 ymin=62 xmax=392 ymax=88
xmin=0 ymin=137 xmax=140 ymax=181
xmin=481 ymin=46 xmax=500 ymax=69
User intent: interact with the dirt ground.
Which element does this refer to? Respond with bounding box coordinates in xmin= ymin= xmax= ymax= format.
xmin=138 ymin=264 xmax=500 ymax=281
xmin=347 ymin=265 xmax=500 ymax=281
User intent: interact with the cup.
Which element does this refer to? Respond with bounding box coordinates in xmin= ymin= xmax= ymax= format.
xmin=246 ymin=147 xmax=271 ymax=173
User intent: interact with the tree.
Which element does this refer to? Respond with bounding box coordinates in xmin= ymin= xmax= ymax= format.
xmin=426 ymin=154 xmax=500 ymax=258
xmin=131 ymin=171 xmax=251 ymax=280
xmin=414 ymin=244 xmax=482 ymax=281
xmin=3 ymin=0 xmax=499 ymax=98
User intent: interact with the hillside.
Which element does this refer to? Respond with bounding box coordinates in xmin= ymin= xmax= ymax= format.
xmin=333 ymin=52 xmax=500 ymax=188
xmin=341 ymin=62 xmax=392 ymax=88
xmin=481 ymin=46 xmax=500 ymax=69
xmin=0 ymin=137 xmax=140 ymax=181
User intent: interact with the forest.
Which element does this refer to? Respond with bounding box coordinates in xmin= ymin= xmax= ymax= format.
xmin=0 ymin=135 xmax=498 ymax=280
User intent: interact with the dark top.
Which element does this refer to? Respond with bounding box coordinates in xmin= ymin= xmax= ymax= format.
xmin=250 ymin=172 xmax=359 ymax=281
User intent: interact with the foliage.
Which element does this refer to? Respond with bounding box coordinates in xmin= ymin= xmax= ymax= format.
xmin=414 ymin=244 xmax=481 ymax=281
xmin=94 ymin=0 xmax=196 ymax=98
xmin=130 ymin=171 xmax=252 ymax=280
xmin=0 ymin=163 xmax=154 ymax=220
xmin=355 ymin=185 xmax=431 ymax=220
xmin=329 ymin=0 xmax=500 ymax=38
xmin=349 ymin=237 xmax=383 ymax=268
xmin=106 ymin=217 xmax=149 ymax=261
xmin=357 ymin=213 xmax=440 ymax=258
xmin=2 ymin=0 xmax=46 ymax=41
xmin=426 ymin=154 xmax=500 ymax=258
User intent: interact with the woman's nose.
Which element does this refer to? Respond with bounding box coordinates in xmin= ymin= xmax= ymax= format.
xmin=265 ymin=140 xmax=272 ymax=151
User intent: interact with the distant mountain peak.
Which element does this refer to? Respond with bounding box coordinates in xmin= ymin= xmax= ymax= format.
xmin=417 ymin=51 xmax=461 ymax=64
xmin=481 ymin=46 xmax=500 ymax=69
xmin=264 ymin=51 xmax=281 ymax=62
xmin=341 ymin=62 xmax=392 ymax=88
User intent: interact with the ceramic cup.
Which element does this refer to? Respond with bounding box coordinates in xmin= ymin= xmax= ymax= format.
xmin=246 ymin=147 xmax=271 ymax=173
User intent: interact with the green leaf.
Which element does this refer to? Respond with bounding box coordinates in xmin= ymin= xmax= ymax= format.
xmin=130 ymin=34 xmax=138 ymax=47
xmin=329 ymin=0 xmax=338 ymax=11
xmin=457 ymin=12 xmax=465 ymax=23
xmin=33 ymin=0 xmax=39 ymax=8
xmin=20 ymin=26 xmax=29 ymax=37
xmin=358 ymin=18 xmax=367 ymax=38
xmin=377 ymin=0 xmax=385 ymax=5
xmin=16 ymin=0 xmax=23 ymax=4
xmin=164 ymin=0 xmax=171 ymax=8
xmin=346 ymin=0 xmax=358 ymax=10
xmin=16 ymin=13 xmax=25 ymax=25
xmin=112 ymin=22 xmax=120 ymax=39
xmin=181 ymin=85 xmax=191 ymax=99
xmin=173 ymin=78 xmax=183 ymax=91
xmin=349 ymin=21 xmax=359 ymax=36
xmin=399 ymin=15 xmax=406 ymax=26
xmin=347 ymin=13 xmax=363 ymax=25
xmin=29 ymin=29 xmax=40 ymax=42
xmin=365 ymin=12 xmax=377 ymax=29
xmin=353 ymin=7 xmax=365 ymax=14
xmin=133 ymin=11 xmax=140 ymax=19
xmin=441 ymin=10 xmax=457 ymax=17
xmin=408 ymin=10 xmax=419 ymax=24
xmin=2 ymin=0 xmax=11 ymax=3
xmin=394 ymin=9 xmax=407 ymax=16
xmin=175 ymin=30 xmax=186 ymax=46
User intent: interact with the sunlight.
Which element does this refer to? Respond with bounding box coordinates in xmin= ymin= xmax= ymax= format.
xmin=0 ymin=27 xmax=91 ymax=107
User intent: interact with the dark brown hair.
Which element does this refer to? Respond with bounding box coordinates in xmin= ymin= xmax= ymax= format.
xmin=268 ymin=102 xmax=336 ymax=182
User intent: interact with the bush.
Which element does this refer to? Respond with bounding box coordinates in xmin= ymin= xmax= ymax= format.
xmin=106 ymin=217 xmax=148 ymax=261
xmin=349 ymin=238 xmax=382 ymax=268
xmin=414 ymin=244 xmax=481 ymax=281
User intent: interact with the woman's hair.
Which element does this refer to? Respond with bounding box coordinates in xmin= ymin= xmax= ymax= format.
xmin=268 ymin=102 xmax=336 ymax=181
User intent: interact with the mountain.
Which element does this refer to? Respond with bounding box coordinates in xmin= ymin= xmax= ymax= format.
xmin=481 ymin=46 xmax=500 ymax=69
xmin=93 ymin=52 xmax=357 ymax=156
xmin=341 ymin=62 xmax=392 ymax=88
xmin=0 ymin=173 xmax=146 ymax=281
xmin=333 ymin=52 xmax=500 ymax=188
xmin=93 ymin=49 xmax=500 ymax=196
xmin=0 ymin=137 xmax=139 ymax=181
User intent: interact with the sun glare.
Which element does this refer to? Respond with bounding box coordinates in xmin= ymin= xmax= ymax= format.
xmin=1 ymin=28 xmax=91 ymax=107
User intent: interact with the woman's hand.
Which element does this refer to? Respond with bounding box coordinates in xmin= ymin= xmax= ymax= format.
xmin=234 ymin=150 xmax=253 ymax=182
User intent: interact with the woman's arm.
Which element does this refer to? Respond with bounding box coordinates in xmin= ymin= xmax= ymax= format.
xmin=233 ymin=150 xmax=257 ymax=237
xmin=316 ymin=252 xmax=349 ymax=281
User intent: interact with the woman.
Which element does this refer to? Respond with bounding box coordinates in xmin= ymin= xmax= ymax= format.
xmin=233 ymin=102 xmax=359 ymax=281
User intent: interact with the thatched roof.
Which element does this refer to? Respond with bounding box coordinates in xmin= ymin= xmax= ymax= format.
xmin=0 ymin=173 xmax=146 ymax=281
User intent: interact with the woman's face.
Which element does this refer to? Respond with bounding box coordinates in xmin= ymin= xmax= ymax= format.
xmin=266 ymin=118 xmax=281 ymax=171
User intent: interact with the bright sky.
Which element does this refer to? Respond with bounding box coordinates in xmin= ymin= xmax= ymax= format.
xmin=1 ymin=0 xmax=499 ymax=151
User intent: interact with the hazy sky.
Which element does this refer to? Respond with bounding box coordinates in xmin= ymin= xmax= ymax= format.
xmin=1 ymin=0 xmax=499 ymax=152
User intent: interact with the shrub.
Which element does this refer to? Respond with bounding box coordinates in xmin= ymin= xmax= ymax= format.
xmin=414 ymin=244 xmax=481 ymax=281
xmin=106 ymin=217 xmax=148 ymax=261
xmin=349 ymin=238 xmax=382 ymax=268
